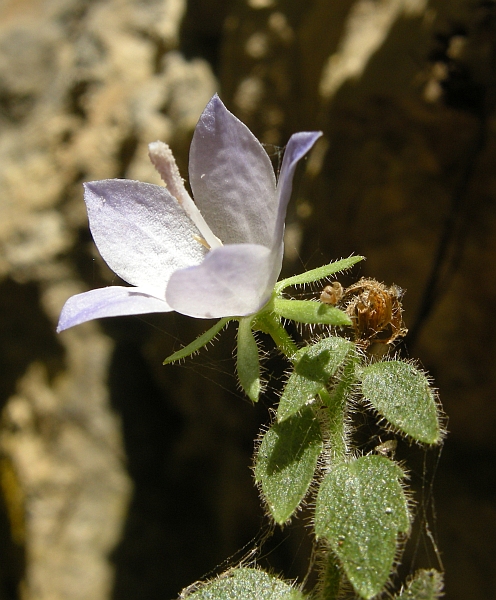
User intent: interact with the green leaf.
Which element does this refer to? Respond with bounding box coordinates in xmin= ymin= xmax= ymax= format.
xmin=272 ymin=298 xmax=351 ymax=325
xmin=359 ymin=360 xmax=441 ymax=444
xmin=396 ymin=569 xmax=444 ymax=600
xmin=237 ymin=317 xmax=261 ymax=402
xmin=163 ymin=317 xmax=231 ymax=364
xmin=277 ymin=336 xmax=354 ymax=422
xmin=275 ymin=256 xmax=364 ymax=292
xmin=182 ymin=567 xmax=305 ymax=600
xmin=315 ymin=455 xmax=410 ymax=599
xmin=255 ymin=407 xmax=322 ymax=524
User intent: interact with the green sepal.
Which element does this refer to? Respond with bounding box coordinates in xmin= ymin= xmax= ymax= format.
xmin=255 ymin=407 xmax=322 ymax=524
xmin=359 ymin=360 xmax=442 ymax=444
xmin=277 ymin=336 xmax=354 ymax=422
xmin=163 ymin=317 xmax=231 ymax=364
xmin=275 ymin=255 xmax=364 ymax=292
xmin=253 ymin=312 xmax=298 ymax=359
xmin=182 ymin=567 xmax=305 ymax=600
xmin=396 ymin=569 xmax=444 ymax=600
xmin=315 ymin=455 xmax=410 ymax=599
xmin=237 ymin=317 xmax=261 ymax=402
xmin=272 ymin=298 xmax=351 ymax=325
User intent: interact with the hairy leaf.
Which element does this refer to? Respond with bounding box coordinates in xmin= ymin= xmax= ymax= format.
xmin=396 ymin=569 xmax=444 ymax=599
xmin=182 ymin=567 xmax=305 ymax=599
xmin=315 ymin=455 xmax=410 ymax=599
xmin=255 ymin=407 xmax=322 ymax=524
xmin=359 ymin=361 xmax=441 ymax=444
xmin=277 ymin=336 xmax=354 ymax=422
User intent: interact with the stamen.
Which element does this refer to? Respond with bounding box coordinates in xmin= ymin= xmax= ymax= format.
xmin=193 ymin=234 xmax=211 ymax=249
xmin=148 ymin=141 xmax=223 ymax=250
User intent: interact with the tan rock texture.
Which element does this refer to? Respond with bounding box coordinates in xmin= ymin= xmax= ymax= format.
xmin=0 ymin=0 xmax=495 ymax=599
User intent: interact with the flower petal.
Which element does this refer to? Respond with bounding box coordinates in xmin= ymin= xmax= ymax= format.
xmin=189 ymin=95 xmax=277 ymax=247
xmin=57 ymin=286 xmax=171 ymax=332
xmin=273 ymin=131 xmax=322 ymax=247
xmin=84 ymin=180 xmax=207 ymax=297
xmin=166 ymin=244 xmax=282 ymax=318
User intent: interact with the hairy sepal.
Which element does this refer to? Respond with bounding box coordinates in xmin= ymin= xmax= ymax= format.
xmin=163 ymin=317 xmax=231 ymax=364
xmin=275 ymin=255 xmax=364 ymax=292
xmin=237 ymin=317 xmax=261 ymax=402
xmin=272 ymin=298 xmax=351 ymax=326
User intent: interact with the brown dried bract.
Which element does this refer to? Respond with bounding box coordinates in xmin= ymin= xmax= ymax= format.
xmin=321 ymin=278 xmax=407 ymax=348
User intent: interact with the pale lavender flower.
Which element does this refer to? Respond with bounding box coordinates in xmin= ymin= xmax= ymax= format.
xmin=57 ymin=95 xmax=321 ymax=332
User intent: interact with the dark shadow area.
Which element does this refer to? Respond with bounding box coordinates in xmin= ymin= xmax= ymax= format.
xmin=107 ymin=324 xmax=248 ymax=599
xmin=0 ymin=486 xmax=24 ymax=600
xmin=179 ymin=0 xmax=231 ymax=73
xmin=0 ymin=278 xmax=66 ymax=599
xmin=0 ymin=277 xmax=65 ymax=411
xmin=105 ymin=310 xmax=316 ymax=599
xmin=108 ymin=335 xmax=198 ymax=600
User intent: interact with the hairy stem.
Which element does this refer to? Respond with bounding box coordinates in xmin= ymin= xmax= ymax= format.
xmin=316 ymin=352 xmax=358 ymax=598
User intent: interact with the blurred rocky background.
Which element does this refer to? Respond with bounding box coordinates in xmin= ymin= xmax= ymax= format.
xmin=0 ymin=0 xmax=495 ymax=598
